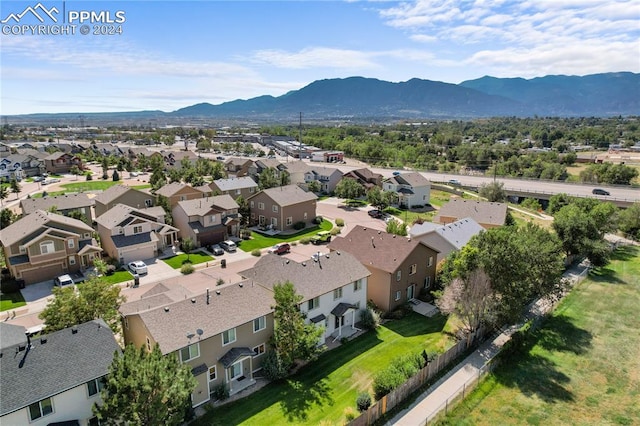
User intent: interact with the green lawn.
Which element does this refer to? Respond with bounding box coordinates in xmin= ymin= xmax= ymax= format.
xmin=192 ymin=312 xmax=455 ymax=425
xmin=239 ymin=220 xmax=333 ymax=252
xmin=101 ymin=270 xmax=134 ymax=285
xmin=439 ymin=245 xmax=640 ymax=426
xmin=32 ymin=190 xmax=66 ymax=198
xmin=60 ymin=181 xmax=122 ymax=192
xmin=164 ymin=251 xmax=214 ymax=269
xmin=0 ymin=291 xmax=26 ymax=312
xmin=131 ymin=184 xmax=152 ymax=190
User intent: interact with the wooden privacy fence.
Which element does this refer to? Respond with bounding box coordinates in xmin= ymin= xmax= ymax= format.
xmin=348 ymin=326 xmax=487 ymax=426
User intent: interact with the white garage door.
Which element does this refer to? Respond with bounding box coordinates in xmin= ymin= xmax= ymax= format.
xmin=119 ymin=245 xmax=155 ymax=264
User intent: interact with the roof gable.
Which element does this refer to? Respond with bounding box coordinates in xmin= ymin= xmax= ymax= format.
xmin=247 ymin=184 xmax=317 ymax=206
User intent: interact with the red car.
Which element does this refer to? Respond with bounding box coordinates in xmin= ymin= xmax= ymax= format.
xmin=268 ymin=243 xmax=291 ymax=255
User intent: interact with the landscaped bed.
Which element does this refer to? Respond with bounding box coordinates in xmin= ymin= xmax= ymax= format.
xmin=239 ymin=220 xmax=333 ymax=252
xmin=163 ymin=251 xmax=214 ymax=269
xmin=192 ymin=312 xmax=456 ymax=425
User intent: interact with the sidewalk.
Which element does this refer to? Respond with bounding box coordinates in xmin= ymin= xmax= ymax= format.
xmin=387 ymin=260 xmax=591 ymax=425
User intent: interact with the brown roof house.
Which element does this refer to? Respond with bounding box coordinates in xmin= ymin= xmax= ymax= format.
xmin=246 ymin=184 xmax=317 ymax=232
xmin=43 ymin=152 xmax=83 ymax=174
xmin=96 ymin=204 xmax=178 ymax=264
xmin=155 ymin=182 xmax=209 ymax=209
xmin=341 ymin=167 xmax=383 ymax=191
xmin=409 ymin=217 xmax=484 ymax=263
xmin=224 ymin=157 xmax=253 ymax=177
xmin=172 ymin=195 xmax=240 ymax=247
xmin=93 ymin=185 xmax=155 ymax=218
xmin=433 ymin=199 xmax=508 ymax=229
xmin=209 ymin=176 xmax=258 ymax=200
xmin=240 ymin=251 xmax=371 ymax=344
xmin=0 ymin=211 xmax=101 ymax=284
xmin=303 ymin=166 xmax=343 ymax=194
xmin=20 ymin=193 xmax=94 ymax=222
xmin=120 ymin=280 xmax=275 ymax=407
xmin=328 ymin=226 xmax=439 ymax=312
xmin=382 ymin=172 xmax=431 ymax=209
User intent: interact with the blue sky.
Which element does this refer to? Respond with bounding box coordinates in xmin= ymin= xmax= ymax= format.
xmin=1 ymin=0 xmax=638 ymax=115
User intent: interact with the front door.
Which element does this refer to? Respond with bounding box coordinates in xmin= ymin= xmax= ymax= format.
xmin=407 ymin=284 xmax=415 ymax=300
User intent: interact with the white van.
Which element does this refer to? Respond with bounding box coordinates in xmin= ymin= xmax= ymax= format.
xmin=54 ymin=274 xmax=74 ymax=287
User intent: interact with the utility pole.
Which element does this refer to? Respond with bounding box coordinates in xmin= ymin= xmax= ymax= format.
xmin=298 ymin=112 xmax=302 ymax=160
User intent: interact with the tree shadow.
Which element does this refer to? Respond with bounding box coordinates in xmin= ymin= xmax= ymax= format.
xmin=609 ymin=245 xmax=638 ymax=262
xmin=279 ymin=378 xmax=333 ymax=422
xmin=536 ymin=315 xmax=592 ymax=355
xmin=588 ymin=267 xmax=626 ymax=285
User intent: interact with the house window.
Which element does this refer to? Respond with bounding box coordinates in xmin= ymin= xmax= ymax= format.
xmin=124 ymin=317 xmax=128 ymax=330
xmin=424 ymin=276 xmax=431 ymax=289
xmin=236 ymin=189 xmax=241 ymax=195
xmin=145 ymin=199 xmax=153 ymax=207
xmin=68 ymin=239 xmax=75 ymax=248
xmin=133 ymin=225 xmax=143 ymax=234
xmin=40 ymin=240 xmax=55 ymax=255
xmin=209 ymin=366 xmax=217 ymax=381
xmin=250 ymin=187 xmax=255 ymax=193
xmin=354 ymin=279 xmax=363 ymax=292
xmin=250 ymin=201 xmax=254 ymax=208
xmin=286 ymin=217 xmax=293 ymax=226
xmin=396 ymin=270 xmax=402 ymax=281
xmin=258 ymin=202 xmax=264 ymax=210
xmin=333 ymin=287 xmax=343 ymax=300
xmin=230 ymin=361 xmax=243 ymax=379
xmin=146 ymin=336 xmax=151 ymax=352
xmin=409 ymin=264 xmax=417 ymax=275
xmin=253 ymin=316 xmax=266 ymax=332
xmin=428 ymin=256 xmax=434 ymax=267
xmin=308 ymin=297 xmax=320 ymax=311
xmin=253 ymin=343 xmax=266 ymax=357
xmin=28 ymin=398 xmax=53 ymax=421
xmin=69 ymin=256 xmax=76 ymax=266
xmin=272 ymin=205 xmax=278 ymax=212
xmin=395 ymin=291 xmax=402 ymax=301
xmin=222 ymin=328 xmax=236 ymax=346
xmin=180 ymin=195 xmax=187 ymax=201
xmin=304 ymin=212 xmax=308 ymax=220
xmin=19 ymin=246 xmax=26 ymax=254
xmin=87 ymin=377 xmax=105 ymax=397
xmin=84 ymin=233 xmax=91 ymax=239
xmin=180 ymin=343 xmax=200 ymax=362
xmin=209 ymin=215 xmax=217 ymax=224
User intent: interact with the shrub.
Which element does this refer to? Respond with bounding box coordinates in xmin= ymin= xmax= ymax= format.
xmin=216 ymin=278 xmax=225 ymax=286
xmin=181 ymin=263 xmax=194 ymax=275
xmin=335 ymin=218 xmax=345 ymax=227
xmin=251 ymin=249 xmax=261 ymax=257
xmin=330 ymin=227 xmax=340 ymax=236
xmin=299 ymin=237 xmax=311 ymax=245
xmin=105 ymin=264 xmax=117 ymax=276
xmin=360 ymin=308 xmax=381 ymax=330
xmin=293 ymin=221 xmax=306 ymax=230
xmin=210 ymin=383 xmax=229 ymax=401
xmin=390 ymin=353 xmax=424 ymax=377
xmin=344 ymin=406 xmax=357 ymax=421
xmin=340 ymin=337 xmax=349 ymax=345
xmin=261 ymin=350 xmax=289 ymax=381
xmin=86 ymin=173 xmax=93 ymax=181
xmin=313 ymin=216 xmax=323 ymax=224
xmin=112 ymin=170 xmax=120 ymax=181
xmin=356 ymin=392 xmax=372 ymax=412
xmin=373 ymin=368 xmax=405 ymax=399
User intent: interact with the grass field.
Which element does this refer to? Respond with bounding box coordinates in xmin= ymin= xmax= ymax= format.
xmin=239 ymin=220 xmax=333 ymax=251
xmin=192 ymin=312 xmax=455 ymax=426
xmin=164 ymin=251 xmax=214 ymax=269
xmin=438 ymin=245 xmax=640 ymax=426
xmin=60 ymin=181 xmax=122 ymax=192
xmin=100 ymin=270 xmax=134 ymax=285
xmin=0 ymin=291 xmax=26 ymax=312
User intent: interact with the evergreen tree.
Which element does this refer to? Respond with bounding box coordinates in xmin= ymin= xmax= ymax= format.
xmin=9 ymin=178 xmax=21 ymax=199
xmin=94 ymin=344 xmax=196 ymax=425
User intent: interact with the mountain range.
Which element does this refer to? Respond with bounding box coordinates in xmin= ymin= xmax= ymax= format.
xmin=9 ymin=72 xmax=640 ymax=124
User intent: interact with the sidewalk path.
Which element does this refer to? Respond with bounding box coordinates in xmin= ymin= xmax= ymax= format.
xmin=387 ymin=260 xmax=591 ymax=426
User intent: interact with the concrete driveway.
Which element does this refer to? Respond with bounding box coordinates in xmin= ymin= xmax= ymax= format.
xmin=137 ymin=256 xmax=182 ymax=285
xmin=317 ymin=197 xmax=389 ymax=234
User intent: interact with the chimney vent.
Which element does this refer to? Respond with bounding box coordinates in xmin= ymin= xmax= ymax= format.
xmin=216 ymin=290 xmax=221 ymax=295
xmin=191 ymin=298 xmax=196 ymax=303
xmin=41 ymin=338 xmax=47 ymax=345
xmin=239 ymin=283 xmax=243 ymax=288
xmin=71 ymin=327 xmax=78 ymax=334
xmin=164 ymin=307 xmax=170 ymax=312
xmin=206 ymin=288 xmax=210 ymax=304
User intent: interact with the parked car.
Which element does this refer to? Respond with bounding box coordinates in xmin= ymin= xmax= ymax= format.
xmin=392 ymin=171 xmax=401 ymax=176
xmin=128 ymin=260 xmax=148 ymax=275
xmin=592 ymin=188 xmax=610 ymax=196
xmin=32 ymin=176 xmax=45 ymax=182
xmin=448 ymin=179 xmax=461 ymax=186
xmin=368 ymin=209 xmax=383 ymax=218
xmin=54 ymin=274 xmax=74 ymax=287
xmin=219 ymin=240 xmax=237 ymax=253
xmin=268 ymin=243 xmax=291 ymax=255
xmin=310 ymin=231 xmax=332 ymax=245
xmin=216 ymin=156 xmax=225 ymax=161
xmin=210 ymin=244 xmax=224 ymax=256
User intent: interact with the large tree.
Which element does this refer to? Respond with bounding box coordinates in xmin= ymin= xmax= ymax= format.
xmin=95 ymin=344 xmax=196 ymax=425
xmin=271 ymin=281 xmax=324 ymax=371
xmin=39 ymin=277 xmax=125 ymax=334
xmin=0 ymin=185 xmax=8 ymax=206
xmin=618 ymin=202 xmax=640 ymax=240
xmin=258 ymin=167 xmax=279 ymax=190
xmin=478 ymin=181 xmax=506 ymax=202
xmin=334 ymin=178 xmax=365 ymax=200
xmin=9 ymin=179 xmax=20 ymax=199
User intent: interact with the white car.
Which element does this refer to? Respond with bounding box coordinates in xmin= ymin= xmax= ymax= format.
xmin=54 ymin=274 xmax=74 ymax=287
xmin=128 ymin=261 xmax=148 ymax=275
xmin=219 ymin=240 xmax=237 ymax=253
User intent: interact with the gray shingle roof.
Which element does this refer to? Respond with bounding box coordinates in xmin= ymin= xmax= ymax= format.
xmin=0 ymin=319 xmax=120 ymax=416
xmin=111 ymin=232 xmax=156 ymax=248
xmin=211 ymin=176 xmax=258 ymax=192
xmin=176 ymin=195 xmax=238 ymax=217
xmin=411 ymin=217 xmax=484 ymax=250
xmin=93 ymin=184 xmax=148 ymax=205
xmin=434 ymin=199 xmax=508 ymax=226
xmin=248 ymin=184 xmax=317 ymax=207
xmin=240 ymin=251 xmax=370 ymax=302
xmin=385 ymin=172 xmax=431 ymax=188
xmin=155 ymin=182 xmax=207 ymax=197
xmin=95 ymin=203 xmax=164 ymax=229
xmin=219 ymin=347 xmax=255 ymax=368
xmin=0 ymin=323 xmax=27 ymax=350
xmin=0 ymin=210 xmax=94 ymax=247
xmin=21 ymin=193 xmax=94 ymax=214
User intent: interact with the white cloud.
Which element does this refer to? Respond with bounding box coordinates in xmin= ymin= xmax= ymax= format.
xmin=250 ymin=47 xmax=379 ymax=69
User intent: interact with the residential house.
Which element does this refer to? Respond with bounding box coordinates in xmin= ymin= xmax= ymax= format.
xmin=240 ymin=252 xmax=370 ymax=344
xmin=0 ymin=154 xmax=44 ymax=180
xmin=91 ymin=143 xmax=123 ymax=157
xmin=383 ymin=172 xmax=431 ymax=208
xmin=328 ymin=226 xmax=439 ymax=312
xmin=15 ymin=148 xmax=48 ymax=161
xmin=120 ymin=281 xmax=275 ymax=407
xmin=96 ymin=204 xmax=178 ymax=264
xmin=209 ymin=176 xmax=258 ymax=200
xmin=93 ymin=184 xmax=155 ymax=218
xmin=246 ymin=185 xmax=317 ymax=231
xmin=0 ymin=320 xmax=120 ymax=425
xmin=304 ymin=166 xmax=343 ymax=194
xmin=410 ymin=217 xmax=484 ymax=263
xmin=21 ymin=194 xmax=94 ymax=222
xmin=281 ymin=160 xmax=310 ymax=185
xmin=127 ymin=147 xmax=153 ymax=163
xmin=341 ymin=168 xmax=383 ymax=191
xmin=161 ymin=150 xmax=198 ymax=169
xmin=0 ymin=211 xmax=101 ymax=284
xmin=43 ymin=152 xmax=83 ymax=174
xmin=224 ymin=157 xmax=253 ymax=177
xmin=172 ymin=195 xmax=240 ymax=247
xmin=433 ymin=199 xmax=508 ymax=229
xmin=155 ymin=182 xmax=209 ymax=209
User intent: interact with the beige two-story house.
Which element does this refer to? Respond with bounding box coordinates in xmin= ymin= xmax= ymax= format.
xmin=246 ymin=185 xmax=317 ymax=232
xmin=21 ymin=193 xmax=94 ymax=222
xmin=383 ymin=172 xmax=431 ymax=209
xmin=209 ymin=176 xmax=258 ymax=200
xmin=172 ymin=195 xmax=240 ymax=247
xmin=0 ymin=211 xmax=101 ymax=284
xmin=155 ymin=182 xmax=209 ymax=209
xmin=93 ymin=185 xmax=155 ymax=218
xmin=43 ymin=152 xmax=83 ymax=174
